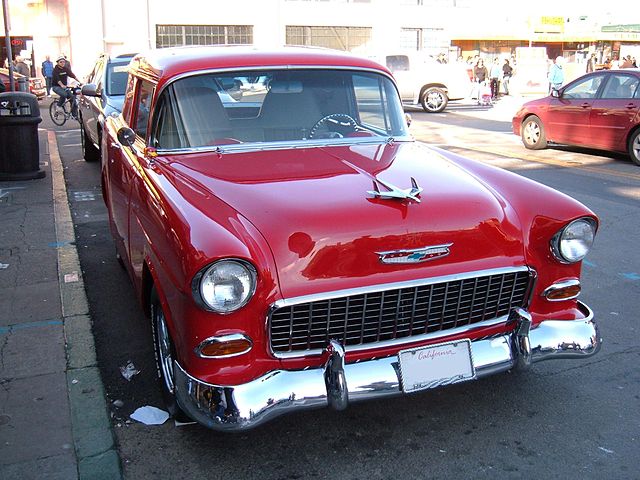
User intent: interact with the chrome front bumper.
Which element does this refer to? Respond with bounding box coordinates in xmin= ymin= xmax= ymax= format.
xmin=174 ymin=302 xmax=600 ymax=431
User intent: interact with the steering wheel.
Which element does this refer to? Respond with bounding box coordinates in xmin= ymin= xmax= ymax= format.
xmin=309 ymin=114 xmax=359 ymax=139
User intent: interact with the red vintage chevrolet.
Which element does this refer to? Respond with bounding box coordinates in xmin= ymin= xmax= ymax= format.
xmin=103 ymin=46 xmax=600 ymax=431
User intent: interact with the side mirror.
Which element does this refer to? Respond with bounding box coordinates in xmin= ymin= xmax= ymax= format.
xmin=81 ymin=83 xmax=99 ymax=97
xmin=405 ymin=113 xmax=412 ymax=128
xmin=551 ymin=89 xmax=560 ymax=98
xmin=117 ymin=127 xmax=136 ymax=147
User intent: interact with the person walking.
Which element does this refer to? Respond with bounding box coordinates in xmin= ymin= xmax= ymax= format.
xmin=502 ymin=58 xmax=513 ymax=95
xmin=548 ymin=56 xmax=564 ymax=94
xmin=489 ymin=58 xmax=501 ymax=99
xmin=586 ymin=53 xmax=597 ymax=73
xmin=473 ymin=58 xmax=488 ymax=99
xmin=14 ymin=56 xmax=30 ymax=77
xmin=52 ymin=55 xmax=80 ymax=117
xmin=41 ymin=55 xmax=54 ymax=97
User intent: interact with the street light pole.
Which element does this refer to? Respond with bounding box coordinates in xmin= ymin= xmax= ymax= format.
xmin=2 ymin=0 xmax=14 ymax=91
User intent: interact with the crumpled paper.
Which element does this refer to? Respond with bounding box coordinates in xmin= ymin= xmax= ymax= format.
xmin=130 ymin=406 xmax=169 ymax=425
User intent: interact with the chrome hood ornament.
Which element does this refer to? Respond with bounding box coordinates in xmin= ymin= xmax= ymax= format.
xmin=342 ymin=160 xmax=423 ymax=203
xmin=377 ymin=244 xmax=453 ymax=264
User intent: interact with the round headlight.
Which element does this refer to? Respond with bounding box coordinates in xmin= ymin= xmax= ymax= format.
xmin=552 ymin=218 xmax=596 ymax=263
xmin=194 ymin=260 xmax=257 ymax=313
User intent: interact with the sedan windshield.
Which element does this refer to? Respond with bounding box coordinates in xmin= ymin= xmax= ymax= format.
xmin=151 ymin=69 xmax=409 ymax=150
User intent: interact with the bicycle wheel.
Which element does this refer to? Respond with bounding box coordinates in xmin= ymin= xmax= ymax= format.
xmin=49 ymin=100 xmax=69 ymax=126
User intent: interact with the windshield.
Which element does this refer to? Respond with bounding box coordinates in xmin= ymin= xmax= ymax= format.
xmin=151 ymin=69 xmax=408 ymax=150
xmin=106 ymin=62 xmax=131 ymax=96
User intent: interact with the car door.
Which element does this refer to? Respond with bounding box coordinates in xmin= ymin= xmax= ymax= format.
xmin=590 ymin=72 xmax=640 ymax=151
xmin=81 ymin=56 xmax=104 ymax=146
xmin=546 ymin=73 xmax=605 ymax=145
xmin=105 ymin=75 xmax=140 ymax=267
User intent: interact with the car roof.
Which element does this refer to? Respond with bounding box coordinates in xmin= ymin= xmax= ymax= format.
xmin=129 ymin=45 xmax=391 ymax=87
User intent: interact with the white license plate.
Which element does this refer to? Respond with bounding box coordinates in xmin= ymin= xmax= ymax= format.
xmin=398 ymin=340 xmax=475 ymax=393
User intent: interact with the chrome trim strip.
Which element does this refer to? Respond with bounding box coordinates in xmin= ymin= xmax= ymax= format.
xmin=542 ymin=279 xmax=581 ymax=301
xmin=154 ymin=136 xmax=413 ymax=156
xmin=271 ymin=266 xmax=531 ymax=309
xmin=174 ymin=302 xmax=600 ymax=432
xmin=195 ymin=333 xmax=253 ymax=359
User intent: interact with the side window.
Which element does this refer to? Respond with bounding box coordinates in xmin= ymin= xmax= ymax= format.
xmin=601 ymin=74 xmax=639 ymax=99
xmin=121 ymin=75 xmax=137 ymax=124
xmin=133 ymin=81 xmax=154 ymax=140
xmin=93 ymin=59 xmax=105 ymax=92
xmin=563 ymin=75 xmax=604 ymax=99
xmin=386 ymin=55 xmax=410 ymax=73
xmin=352 ymin=73 xmax=405 ymax=136
xmin=152 ymin=88 xmax=180 ymax=149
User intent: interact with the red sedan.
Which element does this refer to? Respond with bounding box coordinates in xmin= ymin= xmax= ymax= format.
xmin=513 ymin=69 xmax=640 ymax=165
xmin=103 ymin=46 xmax=600 ymax=431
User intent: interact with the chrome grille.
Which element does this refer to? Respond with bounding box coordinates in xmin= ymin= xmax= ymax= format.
xmin=269 ymin=269 xmax=533 ymax=354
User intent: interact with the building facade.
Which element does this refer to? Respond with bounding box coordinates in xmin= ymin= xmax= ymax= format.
xmin=1 ymin=0 xmax=638 ymax=81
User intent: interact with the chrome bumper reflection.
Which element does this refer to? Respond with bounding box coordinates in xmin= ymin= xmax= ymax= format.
xmin=174 ymin=301 xmax=600 ymax=431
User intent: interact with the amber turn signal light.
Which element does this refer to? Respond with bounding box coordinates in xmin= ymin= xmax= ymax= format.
xmin=543 ymin=280 xmax=581 ymax=301
xmin=196 ymin=334 xmax=253 ymax=358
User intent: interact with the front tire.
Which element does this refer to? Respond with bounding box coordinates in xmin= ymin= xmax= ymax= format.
xmin=80 ymin=120 xmax=100 ymax=162
xmin=49 ymin=100 xmax=68 ymax=126
xmin=521 ymin=115 xmax=547 ymax=150
xmin=420 ymin=87 xmax=448 ymax=113
xmin=628 ymin=129 xmax=640 ymax=166
xmin=151 ymin=288 xmax=188 ymax=420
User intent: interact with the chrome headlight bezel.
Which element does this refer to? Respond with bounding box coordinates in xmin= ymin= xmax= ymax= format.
xmin=192 ymin=259 xmax=257 ymax=314
xmin=550 ymin=217 xmax=597 ymax=264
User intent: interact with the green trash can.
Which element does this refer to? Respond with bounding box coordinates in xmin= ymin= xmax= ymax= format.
xmin=0 ymin=92 xmax=45 ymax=181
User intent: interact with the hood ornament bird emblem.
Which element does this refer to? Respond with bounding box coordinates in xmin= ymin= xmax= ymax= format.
xmin=342 ymin=160 xmax=423 ymax=203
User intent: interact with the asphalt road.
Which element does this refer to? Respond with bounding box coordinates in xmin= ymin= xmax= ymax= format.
xmin=51 ymin=98 xmax=640 ymax=479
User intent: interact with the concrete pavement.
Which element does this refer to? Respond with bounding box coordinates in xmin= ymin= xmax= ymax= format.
xmin=0 ymin=103 xmax=121 ymax=479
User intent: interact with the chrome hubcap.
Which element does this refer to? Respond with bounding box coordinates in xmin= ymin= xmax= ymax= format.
xmin=156 ymin=308 xmax=175 ymax=393
xmin=524 ymin=121 xmax=540 ymax=145
xmin=633 ymin=135 xmax=640 ymax=160
xmin=426 ymin=92 xmax=444 ymax=110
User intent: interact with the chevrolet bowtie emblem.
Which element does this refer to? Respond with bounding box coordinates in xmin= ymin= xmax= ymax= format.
xmin=377 ymin=244 xmax=453 ymax=264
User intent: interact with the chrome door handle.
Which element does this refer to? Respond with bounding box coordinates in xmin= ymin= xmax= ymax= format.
xmin=110 ymin=142 xmax=121 ymax=149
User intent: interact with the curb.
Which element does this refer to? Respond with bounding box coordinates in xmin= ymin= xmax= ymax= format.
xmin=48 ymin=131 xmax=123 ymax=480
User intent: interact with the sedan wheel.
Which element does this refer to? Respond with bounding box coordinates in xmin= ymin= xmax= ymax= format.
xmin=81 ymin=121 xmax=100 ymax=162
xmin=420 ymin=87 xmax=448 ymax=113
xmin=629 ymin=129 xmax=640 ymax=166
xmin=521 ymin=115 xmax=547 ymax=150
xmin=151 ymin=288 xmax=187 ymax=419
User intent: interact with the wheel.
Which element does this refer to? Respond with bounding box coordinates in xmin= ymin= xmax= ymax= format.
xmin=628 ymin=129 xmax=640 ymax=166
xmin=150 ymin=288 xmax=188 ymax=420
xmin=80 ymin=119 xmax=100 ymax=162
xmin=521 ymin=115 xmax=547 ymax=150
xmin=49 ymin=100 xmax=68 ymax=126
xmin=309 ymin=113 xmax=358 ymax=139
xmin=420 ymin=87 xmax=448 ymax=113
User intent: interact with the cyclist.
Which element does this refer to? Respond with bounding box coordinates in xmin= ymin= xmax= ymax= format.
xmin=51 ymin=55 xmax=79 ymax=118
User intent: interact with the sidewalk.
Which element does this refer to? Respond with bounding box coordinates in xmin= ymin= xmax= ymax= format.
xmin=0 ymin=112 xmax=121 ymax=479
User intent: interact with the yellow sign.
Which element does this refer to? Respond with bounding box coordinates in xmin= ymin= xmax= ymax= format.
xmin=530 ymin=16 xmax=565 ymax=34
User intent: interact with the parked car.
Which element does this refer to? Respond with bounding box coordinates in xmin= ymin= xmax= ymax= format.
xmin=372 ymin=53 xmax=472 ymax=113
xmin=78 ymin=53 xmax=136 ymax=162
xmin=0 ymin=67 xmax=46 ymax=100
xmin=513 ymin=68 xmax=640 ymax=165
xmin=103 ymin=46 xmax=600 ymax=431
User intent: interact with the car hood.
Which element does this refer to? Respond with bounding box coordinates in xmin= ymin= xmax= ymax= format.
xmin=168 ymin=142 xmax=525 ymax=299
xmin=105 ymin=95 xmax=125 ymax=116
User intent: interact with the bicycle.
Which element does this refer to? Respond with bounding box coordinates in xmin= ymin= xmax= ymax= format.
xmin=49 ymin=86 xmax=81 ymax=126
